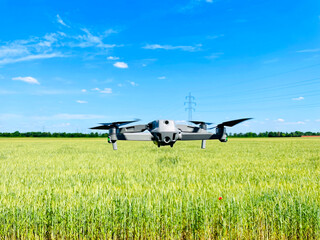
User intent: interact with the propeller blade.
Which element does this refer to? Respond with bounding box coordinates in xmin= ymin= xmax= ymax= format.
xmin=91 ymin=119 xmax=140 ymax=130
xmin=189 ymin=121 xmax=213 ymax=125
xmin=90 ymin=125 xmax=112 ymax=130
xmin=217 ymin=118 xmax=252 ymax=128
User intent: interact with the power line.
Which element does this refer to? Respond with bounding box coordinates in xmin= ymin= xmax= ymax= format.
xmin=192 ymin=62 xmax=320 ymax=94
xmin=184 ymin=92 xmax=196 ymax=121
xmin=198 ymin=77 xmax=320 ymax=100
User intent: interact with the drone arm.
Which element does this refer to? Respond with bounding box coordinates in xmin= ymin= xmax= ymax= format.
xmin=176 ymin=124 xmax=200 ymax=133
xmin=116 ymin=132 xmax=153 ymax=141
xmin=180 ymin=132 xmax=219 ymax=141
xmin=119 ymin=124 xmax=148 ymax=133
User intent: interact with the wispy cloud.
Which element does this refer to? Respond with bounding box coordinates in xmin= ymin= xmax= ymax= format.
xmin=113 ymin=61 xmax=128 ymax=68
xmin=104 ymin=29 xmax=118 ymax=37
xmin=81 ymin=89 xmax=87 ymax=92
xmin=56 ymin=14 xmax=69 ymax=27
xmin=76 ymin=28 xmax=117 ymax=49
xmin=76 ymin=100 xmax=87 ymax=104
xmin=100 ymin=88 xmax=112 ymax=93
xmin=206 ymin=52 xmax=223 ymax=59
xmin=0 ymin=31 xmax=67 ymax=65
xmin=296 ymin=48 xmax=320 ymax=53
xmin=0 ymin=16 xmax=122 ymax=65
xmin=0 ymin=53 xmax=65 ymax=65
xmin=276 ymin=118 xmax=285 ymax=122
xmin=292 ymin=96 xmax=304 ymax=101
xmin=0 ymin=45 xmax=28 ymax=58
xmin=143 ymin=44 xmax=202 ymax=52
xmin=285 ymin=121 xmax=305 ymax=125
xmin=158 ymin=76 xmax=166 ymax=80
xmin=12 ymin=76 xmax=40 ymax=84
xmin=128 ymin=81 xmax=138 ymax=86
xmin=107 ymin=56 xmax=119 ymax=60
xmin=207 ymin=34 xmax=224 ymax=39
xmin=92 ymin=87 xmax=112 ymax=94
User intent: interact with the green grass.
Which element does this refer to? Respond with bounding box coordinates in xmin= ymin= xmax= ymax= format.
xmin=0 ymin=138 xmax=319 ymax=239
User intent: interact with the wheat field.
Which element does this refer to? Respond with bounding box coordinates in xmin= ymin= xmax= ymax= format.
xmin=0 ymin=137 xmax=319 ymax=239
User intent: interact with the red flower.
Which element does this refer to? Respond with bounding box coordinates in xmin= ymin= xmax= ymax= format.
xmin=219 ymin=197 xmax=223 ymax=200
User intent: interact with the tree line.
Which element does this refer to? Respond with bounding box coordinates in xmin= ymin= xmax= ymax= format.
xmin=0 ymin=131 xmax=319 ymax=138
xmin=229 ymin=131 xmax=320 ymax=137
xmin=0 ymin=131 xmax=108 ymax=138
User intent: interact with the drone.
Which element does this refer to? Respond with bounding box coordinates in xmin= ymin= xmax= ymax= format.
xmin=90 ymin=118 xmax=252 ymax=150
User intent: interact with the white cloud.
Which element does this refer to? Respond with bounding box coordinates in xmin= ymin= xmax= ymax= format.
xmin=296 ymin=48 xmax=320 ymax=53
xmin=283 ymin=121 xmax=306 ymax=125
xmin=117 ymin=83 xmax=123 ymax=87
xmin=315 ymin=119 xmax=320 ymax=122
xmin=206 ymin=52 xmax=224 ymax=59
xmin=207 ymin=34 xmax=224 ymax=39
xmin=76 ymin=100 xmax=87 ymax=104
xmin=0 ymin=45 xmax=29 ymax=58
xmin=77 ymin=28 xmax=117 ymax=49
xmin=158 ymin=76 xmax=166 ymax=80
xmin=0 ymin=32 xmax=68 ymax=65
xmin=292 ymin=96 xmax=304 ymax=101
xmin=56 ymin=14 xmax=69 ymax=27
xmin=107 ymin=56 xmax=119 ymax=60
xmin=143 ymin=44 xmax=202 ymax=52
xmin=12 ymin=76 xmax=39 ymax=84
xmin=113 ymin=61 xmax=128 ymax=68
xmin=277 ymin=118 xmax=285 ymax=122
xmin=100 ymin=88 xmax=112 ymax=93
xmin=129 ymin=81 xmax=138 ymax=86
xmin=104 ymin=29 xmax=118 ymax=37
xmin=0 ymin=19 xmax=121 ymax=66
xmin=81 ymin=89 xmax=87 ymax=92
xmin=92 ymin=87 xmax=112 ymax=93
xmin=0 ymin=52 xmax=65 ymax=65
xmin=38 ymin=33 xmax=58 ymax=48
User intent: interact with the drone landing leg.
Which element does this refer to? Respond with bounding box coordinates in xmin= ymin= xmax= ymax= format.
xmin=112 ymin=141 xmax=117 ymax=150
xmin=201 ymin=140 xmax=206 ymax=149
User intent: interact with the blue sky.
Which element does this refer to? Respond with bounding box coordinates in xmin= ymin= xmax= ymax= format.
xmin=0 ymin=0 xmax=320 ymax=133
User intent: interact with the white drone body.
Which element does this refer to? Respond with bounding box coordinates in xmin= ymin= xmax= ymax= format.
xmin=90 ymin=118 xmax=251 ymax=150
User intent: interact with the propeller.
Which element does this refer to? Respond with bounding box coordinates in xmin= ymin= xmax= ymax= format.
xmin=189 ymin=121 xmax=214 ymax=125
xmin=209 ymin=118 xmax=252 ymax=129
xmin=90 ymin=119 xmax=140 ymax=130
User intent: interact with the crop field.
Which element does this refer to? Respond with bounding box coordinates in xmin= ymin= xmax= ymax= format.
xmin=0 ymin=137 xmax=319 ymax=239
